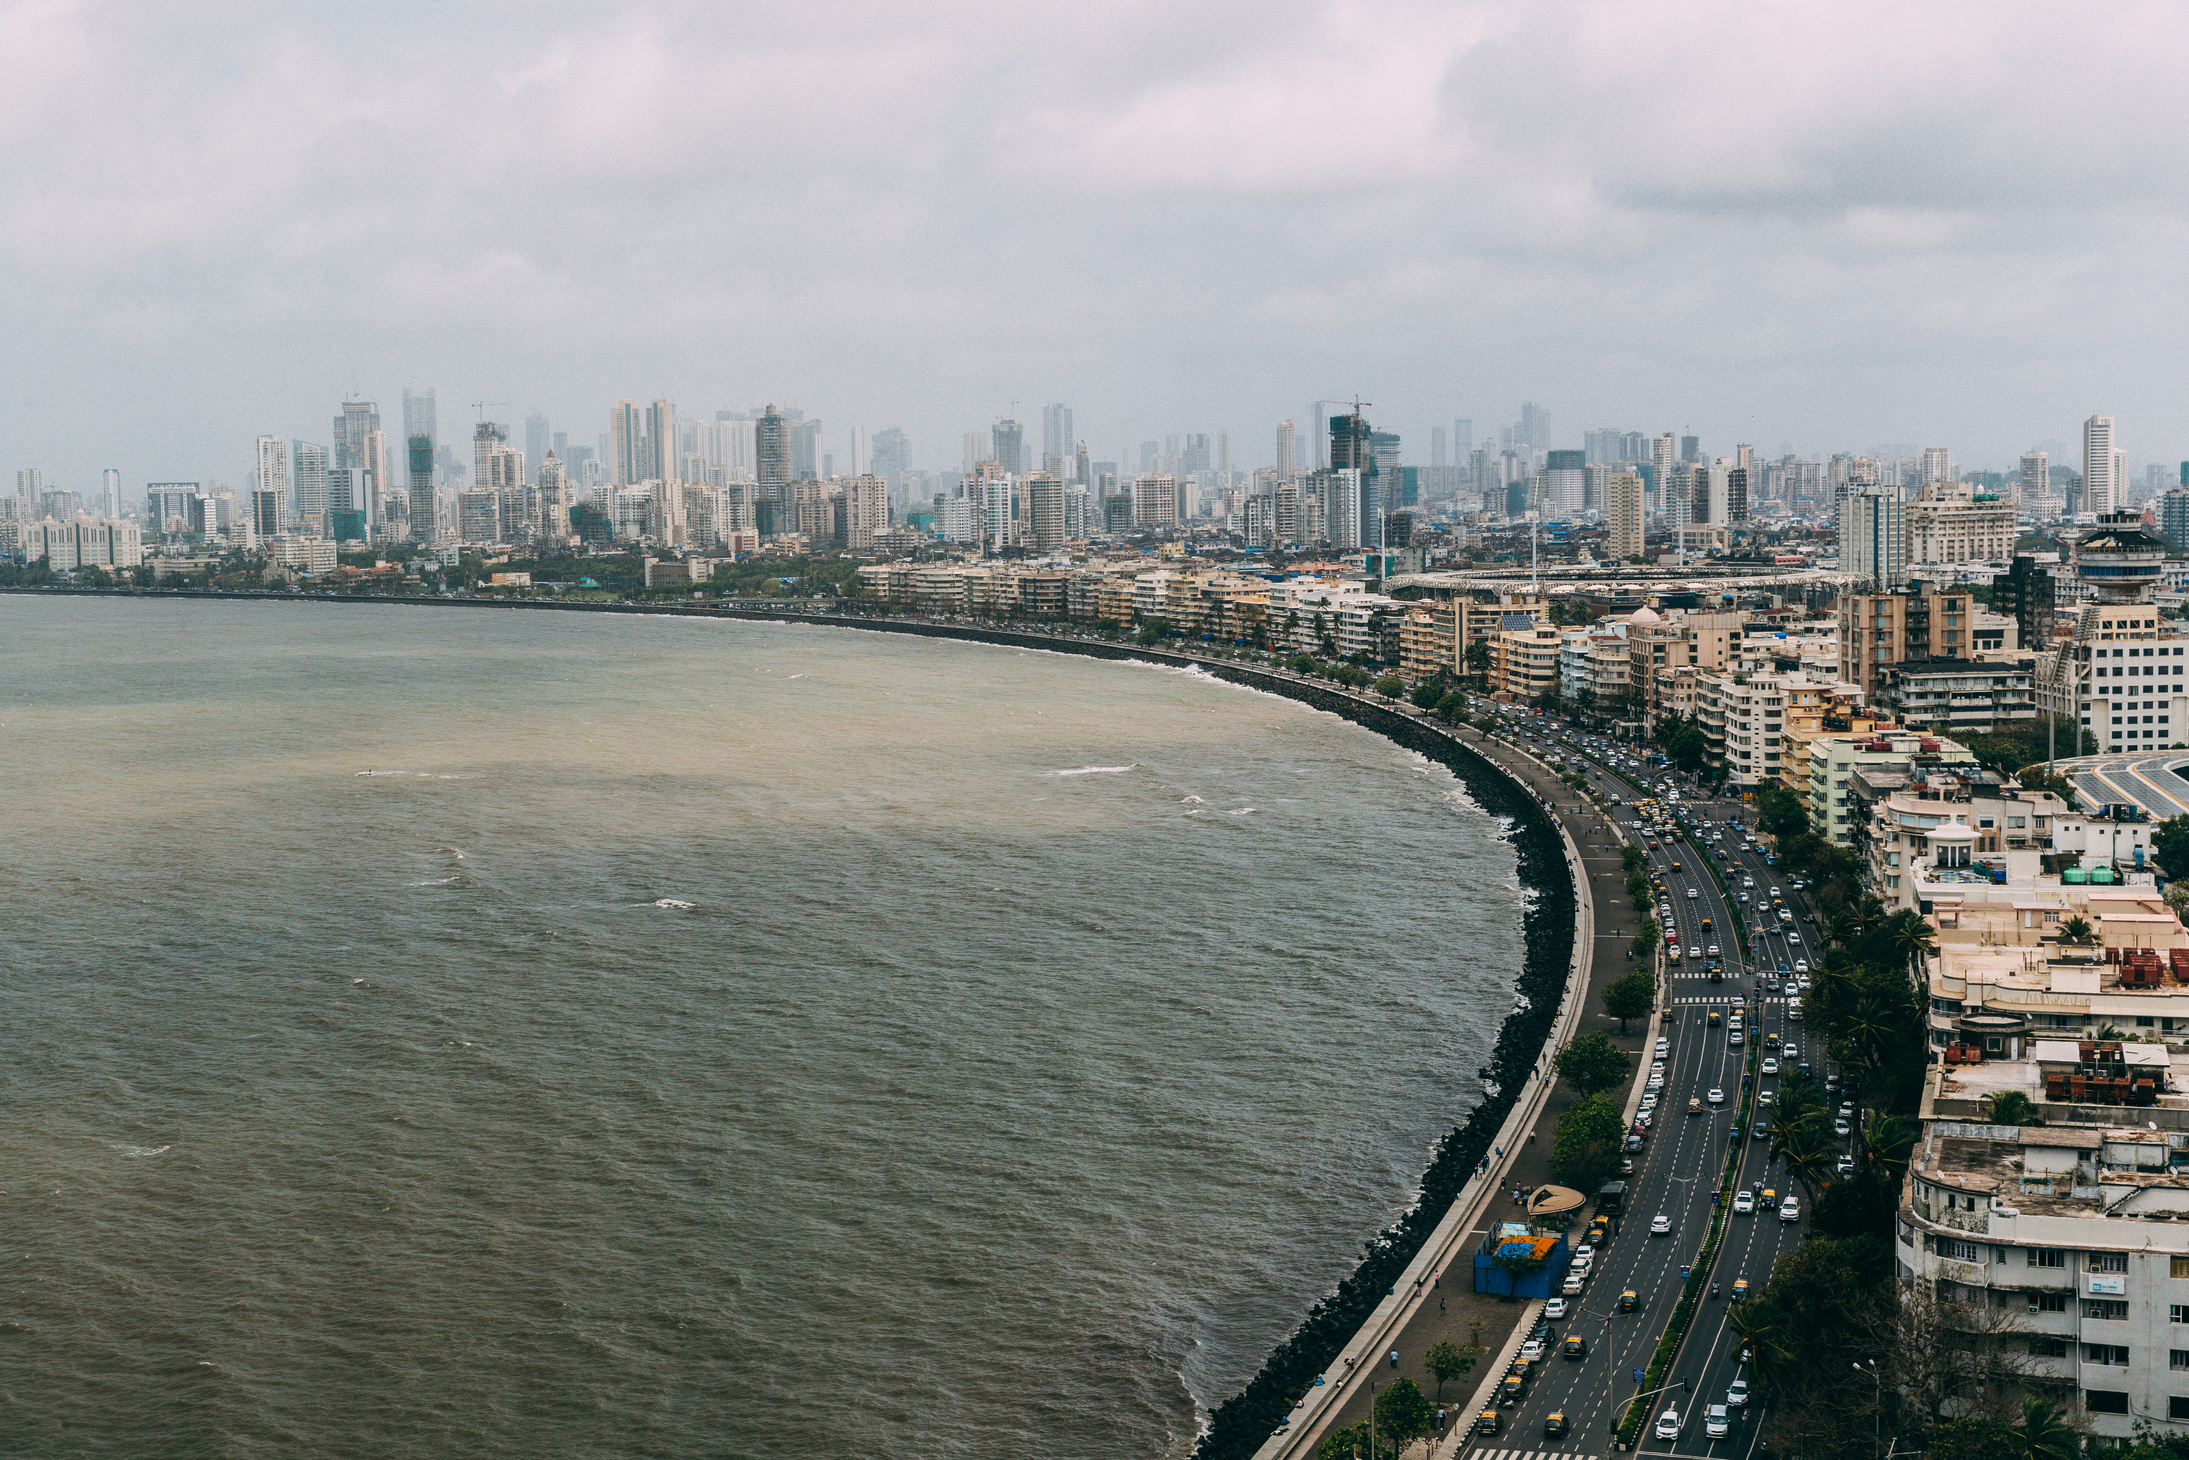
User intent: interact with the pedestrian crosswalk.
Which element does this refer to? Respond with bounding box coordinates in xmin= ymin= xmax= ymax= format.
xmin=1466 ymin=1449 xmax=1602 ymax=1460
xmin=1669 ymin=995 xmax=1738 ymax=1005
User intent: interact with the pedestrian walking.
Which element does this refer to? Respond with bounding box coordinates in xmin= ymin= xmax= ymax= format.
xmin=1390 ymin=1349 xmax=1400 ymax=1369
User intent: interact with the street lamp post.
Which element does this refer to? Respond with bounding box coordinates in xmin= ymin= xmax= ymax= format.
xmin=1853 ymin=1358 xmax=1881 ymax=1460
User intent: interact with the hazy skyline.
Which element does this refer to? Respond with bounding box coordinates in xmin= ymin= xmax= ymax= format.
xmin=5 ymin=0 xmax=2187 ymax=489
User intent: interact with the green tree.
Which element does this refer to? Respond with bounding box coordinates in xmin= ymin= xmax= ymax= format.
xmin=1436 ymin=691 xmax=1469 ymax=726
xmin=2060 ymin=914 xmax=2094 ymax=944
xmin=2013 ymin=1397 xmax=2080 ymax=1460
xmin=1554 ymin=1032 xmax=1631 ymax=1096
xmin=1464 ymin=637 xmax=1492 ymax=687
xmin=1551 ymin=1092 xmax=1626 ymax=1192
xmin=1423 ymin=1339 xmax=1482 ymax=1402
xmin=1410 ymin=678 xmax=1446 ymax=711
xmin=1315 ymin=1421 xmax=1380 ymax=1460
xmin=1374 ymin=673 xmax=1405 ymax=700
xmin=2154 ymin=814 xmax=2189 ymax=879
xmin=1134 ymin=616 xmax=1171 ymax=646
xmin=1629 ymin=917 xmax=1659 ymax=960
xmin=1374 ymin=1378 xmax=1438 ymax=1455
xmin=1620 ymin=844 xmax=1647 ymax=876
xmin=1981 ymin=1090 xmax=2045 ymax=1126
xmin=1603 ymin=969 xmax=1654 ymax=1032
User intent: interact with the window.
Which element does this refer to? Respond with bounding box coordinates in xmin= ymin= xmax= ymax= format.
xmin=2038 ymin=1292 xmax=2068 ymax=1312
xmin=2086 ymin=1390 xmax=2130 ymax=1415
xmin=2031 ymin=1248 xmax=2068 ymax=1268
xmin=2089 ymin=1252 xmax=2129 ymax=1273
xmin=2172 ymin=1304 xmax=2189 ymax=1323
xmin=2082 ymin=1342 xmax=2130 ymax=1365
xmin=2174 ymin=1351 xmax=2189 ymax=1371
xmin=2174 ymin=1257 xmax=2189 ymax=1279
xmin=2085 ymin=1300 xmax=2130 ymax=1321
xmin=1941 ymin=1238 xmax=1985 ymax=1262
xmin=2030 ymin=1337 xmax=2069 ymax=1357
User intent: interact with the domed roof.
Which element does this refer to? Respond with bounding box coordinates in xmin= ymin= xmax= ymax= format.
xmin=1627 ymin=605 xmax=1663 ymax=624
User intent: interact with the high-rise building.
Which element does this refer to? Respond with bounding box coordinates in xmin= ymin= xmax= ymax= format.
xmin=1041 ymin=405 xmax=1073 ymax=467
xmin=256 ymin=436 xmax=290 ymax=528
xmin=1430 ymin=426 xmax=1448 ymax=469
xmin=610 ymin=400 xmax=644 ymax=486
xmin=2015 ymin=450 xmax=2049 ymax=510
xmin=1133 ymin=474 xmax=1178 ymax=530
xmin=407 ymin=434 xmax=436 ymax=545
xmin=291 ymin=440 xmax=328 ymax=535
xmin=1583 ymin=427 xmax=1621 ymax=466
xmin=1518 ymin=401 xmax=1550 ymax=449
xmin=1991 ymin=554 xmax=2056 ymax=654
xmin=1309 ymin=402 xmax=1347 ymax=469
xmin=1454 ymin=419 xmax=1472 ymax=456
xmin=1724 ymin=466 xmax=1748 ymax=523
xmin=2083 ymin=416 xmax=2116 ymax=516
xmin=1276 ymin=421 xmax=1297 ymax=478
xmin=99 ymin=468 xmax=119 ymax=520
xmin=538 ymin=453 xmax=569 ymax=541
xmin=1074 ymin=442 xmax=1090 ymax=489
xmin=992 ymin=420 xmax=1026 ymax=477
xmin=252 ymin=487 xmax=282 ymax=541
xmin=1329 ymin=409 xmax=1373 ymax=474
xmin=789 ymin=417 xmax=822 ymax=479
xmin=645 ymin=400 xmax=675 ymax=482
xmin=525 ymin=413 xmax=550 ymax=484
xmin=1652 ymin=434 xmax=1676 ymax=513
xmin=1839 ymin=490 xmax=1907 ymax=588
xmin=472 ymin=421 xmax=507 ymax=493
xmin=756 ymin=406 xmax=789 ymax=513
xmin=1543 ymin=449 xmax=1586 ymax=519
xmin=843 ymin=474 xmax=888 ymax=549
xmin=1680 ymin=435 xmax=1700 ymax=464
xmin=401 ymin=388 xmax=436 ymax=456
xmin=1026 ymin=472 xmax=1065 ymax=552
xmin=1605 ymin=471 xmax=1644 ymax=560
xmin=871 ymin=428 xmax=909 ymax=490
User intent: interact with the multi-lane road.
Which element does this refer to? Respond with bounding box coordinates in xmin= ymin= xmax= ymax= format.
xmin=1460 ymin=708 xmax=1841 ymax=1460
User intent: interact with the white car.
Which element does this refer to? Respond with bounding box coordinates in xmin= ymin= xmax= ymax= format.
xmin=1652 ymin=1060 xmax=1667 ymax=1073
xmin=1707 ymin=1404 xmax=1731 ymax=1438
xmin=1761 ymin=1057 xmax=1779 ymax=1075
xmin=1572 ymin=1244 xmax=1595 ymax=1262
xmin=1544 ymin=1296 xmax=1569 ymax=1319
xmin=1569 ymin=1255 xmax=1594 ymax=1278
xmin=1788 ymin=932 xmax=1803 ymax=944
xmin=1793 ymin=959 xmax=1809 ymax=974
xmin=1742 ymin=877 xmax=1755 ymax=888
xmin=1687 ymin=888 xmax=1699 ymax=899
xmin=1707 ymin=1087 xmax=1725 ymax=1105
xmin=1521 ymin=1338 xmax=1545 ymax=1361
xmin=1732 ymin=1190 xmax=1755 ymax=1214
xmin=1655 ymin=1407 xmax=1683 ymax=1440
xmin=1649 ymin=1214 xmax=1672 ymax=1236
xmin=1561 ymin=1274 xmax=1585 ymax=1296
xmin=1834 ymin=1118 xmax=1852 ymax=1137
xmin=1646 ymin=1076 xmax=1664 ymax=1092
xmin=1728 ymin=1377 xmax=1750 ymax=1408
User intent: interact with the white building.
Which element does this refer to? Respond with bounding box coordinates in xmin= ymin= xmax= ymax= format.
xmin=2085 ymin=416 xmax=2117 ymax=516
xmin=20 ymin=514 xmax=142 ymax=569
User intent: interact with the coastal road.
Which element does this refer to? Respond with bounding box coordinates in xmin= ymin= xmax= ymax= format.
xmin=1443 ymin=711 xmax=1830 ymax=1459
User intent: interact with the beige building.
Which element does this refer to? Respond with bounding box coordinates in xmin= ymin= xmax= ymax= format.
xmin=1604 ymin=470 xmax=1643 ymax=561
xmin=1838 ymin=584 xmax=1977 ymax=699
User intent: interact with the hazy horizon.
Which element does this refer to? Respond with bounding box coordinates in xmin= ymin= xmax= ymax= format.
xmin=5 ymin=1 xmax=2184 ymax=489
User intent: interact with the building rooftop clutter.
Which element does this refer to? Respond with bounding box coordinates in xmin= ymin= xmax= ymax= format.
xmin=1907 ymin=1117 xmax=2189 ymax=1221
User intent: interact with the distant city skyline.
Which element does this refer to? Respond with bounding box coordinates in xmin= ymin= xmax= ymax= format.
xmin=8 ymin=4 xmax=2189 ymax=488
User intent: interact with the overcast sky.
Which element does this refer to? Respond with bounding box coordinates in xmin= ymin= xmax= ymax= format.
xmin=5 ymin=0 xmax=2186 ymax=490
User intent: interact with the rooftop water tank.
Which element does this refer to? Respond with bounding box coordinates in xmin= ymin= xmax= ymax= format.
xmin=2064 ymin=868 xmax=2090 ymax=884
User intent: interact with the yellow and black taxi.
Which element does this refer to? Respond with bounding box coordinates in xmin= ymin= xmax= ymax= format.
xmin=1477 ymin=1409 xmax=1502 ymax=1435
xmin=1731 ymin=1278 xmax=1750 ymax=1301
xmin=1686 ymin=1096 xmax=1703 ymax=1116
xmin=1545 ymin=1412 xmax=1568 ymax=1439
xmin=1562 ymin=1334 xmax=1587 ymax=1359
xmin=1618 ymin=1288 xmax=1640 ymax=1312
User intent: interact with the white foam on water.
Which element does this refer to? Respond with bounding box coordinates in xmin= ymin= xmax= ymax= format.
xmin=1179 ymin=795 xmax=1204 ymax=804
xmin=111 ymin=1144 xmax=170 ymax=1158
xmin=647 ymin=898 xmax=695 ymax=910
xmin=1054 ymin=764 xmax=1135 ymax=776
xmin=1223 ymin=807 xmax=1256 ymax=816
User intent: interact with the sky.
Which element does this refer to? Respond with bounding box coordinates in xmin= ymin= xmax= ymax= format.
xmin=6 ymin=0 xmax=2189 ymax=491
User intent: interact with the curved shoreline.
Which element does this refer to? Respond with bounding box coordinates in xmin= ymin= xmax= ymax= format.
xmin=5 ymin=587 xmax=1590 ymax=1459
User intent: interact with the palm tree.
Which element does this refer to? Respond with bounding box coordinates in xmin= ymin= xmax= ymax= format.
xmin=1845 ymin=996 xmax=1899 ymax=1070
xmin=1727 ymin=1301 xmax=1786 ymax=1388
xmin=2015 ymin=1397 xmax=2078 ymax=1460
xmin=1774 ymin=1117 xmax=1840 ymax=1204
xmin=1856 ymin=1111 xmax=1918 ymax=1183
xmin=1981 ymin=1090 xmax=2046 ymax=1127
xmin=2059 ymin=914 xmax=2094 ymax=944
xmin=1885 ymin=910 xmax=1938 ymax=979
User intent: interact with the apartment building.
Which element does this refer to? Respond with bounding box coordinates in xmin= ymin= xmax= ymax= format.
xmin=1492 ymin=623 xmax=1565 ymax=704
xmin=1838 ymin=584 xmax=1977 ymax=700
xmin=1806 ymin=729 xmax=1979 ymax=845
xmin=1875 ymin=657 xmax=2040 ymax=736
xmin=1626 ymin=607 xmax=1747 ymax=725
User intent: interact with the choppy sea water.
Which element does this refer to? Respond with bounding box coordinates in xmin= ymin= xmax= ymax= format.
xmin=0 ymin=596 xmax=1524 ymax=1458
